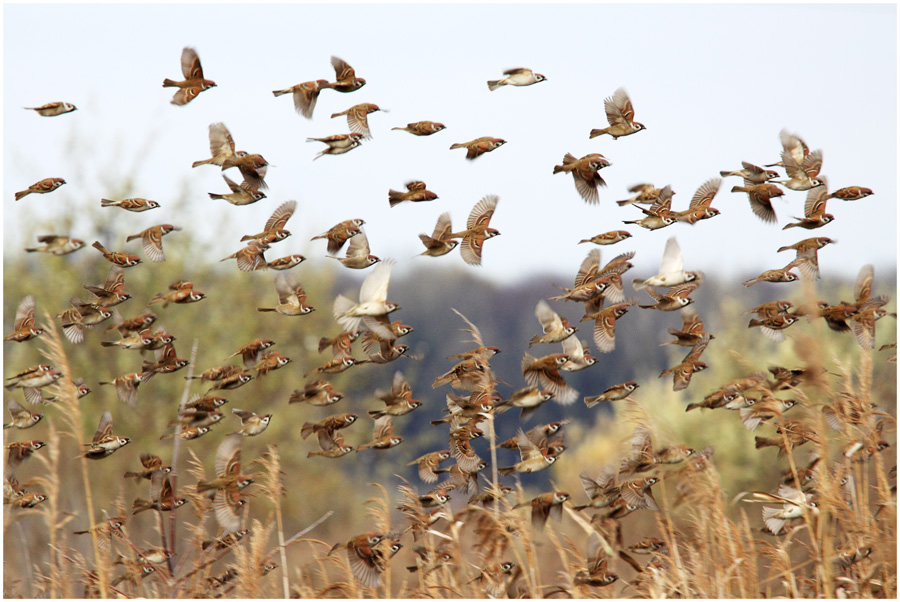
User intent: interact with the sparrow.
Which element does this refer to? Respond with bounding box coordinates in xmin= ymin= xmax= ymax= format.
xmin=333 ymin=260 xmax=398 ymax=338
xmin=448 ymin=194 xmax=500 ymax=266
xmin=290 ymin=380 xmax=344 ymax=406
xmin=356 ymin=415 xmax=403 ymax=452
xmin=731 ymin=181 xmax=785 ymax=224
xmin=584 ymin=381 xmax=639 ymax=408
xmin=389 ymin=180 xmax=438 ymax=208
xmin=430 ymin=389 xmax=496 ymax=425
xmin=432 ymin=357 xmax=487 ymax=391
xmin=329 ymin=229 xmax=380 ymax=269
xmin=191 ymin=123 xmax=268 ymax=189
xmin=162 ymin=47 xmax=216 ymax=105
xmin=97 ymin=371 xmax=152 ymax=408
xmin=6 ymin=491 xmax=48 ymax=509
xmin=590 ymin=87 xmax=646 ymax=139
xmin=306 ymin=430 xmax=354 ymax=458
xmin=767 ymin=129 xmax=811 ymax=168
xmin=304 ymin=356 xmax=357 ymax=378
xmin=777 ymin=237 xmax=835 ymax=280
xmin=14 ymin=177 xmax=66 ymax=201
xmin=307 ymin=133 xmax=364 ymax=159
xmin=616 ymin=183 xmax=662 ymax=206
xmin=201 ymin=529 xmax=249 ymax=551
xmin=57 ymin=300 xmax=113 ymax=344
xmin=522 ymin=352 xmax=578 ymax=404
xmin=73 ymin=517 xmax=126 ymax=543
xmin=619 ymin=476 xmax=660 ymax=511
xmin=529 ymin=299 xmax=576 ymax=346
xmin=185 ymin=364 xmax=243 ymax=383
xmin=498 ymin=429 xmax=559 ymax=475
xmin=40 ymin=377 xmax=91 ymax=404
xmin=719 ymin=161 xmax=780 ymax=184
xmin=448 ymin=417 xmax=485 ymax=472
xmin=583 ymin=299 xmax=637 ymax=353
xmin=673 ymin=178 xmax=722 ymax=224
xmin=497 ymin=421 xmax=568 ymax=451
xmin=319 ymin=329 xmax=360 ymax=360
xmin=623 ymin=212 xmax=676 ymax=231
xmin=240 ymin=200 xmax=297 ymax=244
xmin=149 ymin=280 xmax=206 ymax=307
xmin=272 ymin=79 xmax=330 ymax=118
xmin=100 ymin=197 xmax=160 ymax=212
xmin=742 ymin=264 xmax=799 ymax=287
xmin=774 ymin=148 xmax=824 ymax=191
xmin=123 ymin=453 xmax=172 ymax=480
xmin=231 ymin=409 xmax=272 ymax=437
xmin=407 ymin=450 xmax=452 ymax=484
xmin=638 ymin=281 xmax=698 ymax=311
xmin=847 ymin=305 xmax=891 ymax=350
xmin=208 ymin=175 xmax=266 ymax=205
xmin=3 ymin=399 xmax=43 ymax=429
xmin=467 ymin=485 xmax=515 ymax=507
xmin=159 ymin=425 xmax=213 ymax=441
xmin=552 ymin=152 xmax=611 ymax=204
xmin=24 ymin=235 xmax=85 ymax=255
xmin=5 ymin=364 xmax=59 ymax=391
xmin=659 ymin=333 xmax=711 ymax=391
xmin=91 ymin=241 xmax=141 ymax=267
xmin=661 ymin=306 xmax=713 ymax=347
xmin=514 ymin=491 xmax=569 ymax=531
xmin=369 ymin=371 xmax=421 ymax=419
xmin=125 ymin=224 xmax=181 ymax=263
xmin=487 ymin=67 xmax=547 ymax=90
xmin=739 ymin=398 xmax=797 ymax=431
xmin=620 ymin=425 xmax=695 ymax=474
xmin=329 ymin=533 xmax=385 ymax=589
xmin=573 ymin=466 xmax=620 ymax=511
xmin=221 ymin=239 xmax=269 ymax=272
xmin=748 ymin=314 xmax=800 ymax=342
xmin=182 ymin=394 xmax=229 ymax=412
xmin=6 ymin=440 xmax=46 ymax=470
xmin=331 ymin=103 xmax=381 ymax=139
xmin=312 ymin=219 xmax=366 ymax=254
xmin=105 ymin=310 xmax=157 ymax=335
xmin=561 ymin=336 xmax=598 ymax=371
xmin=827 ymin=186 xmax=873 ymax=201
xmin=392 ymin=121 xmax=445 ymax=136
xmin=633 ymin=236 xmax=697 ymax=290
xmin=449 ymin=136 xmax=506 ymax=160
xmin=83 ymin=265 xmax=131 ymax=307
xmin=754 ymin=421 xmax=818 ymax=455
xmin=418 ymin=212 xmax=459 ymax=257
xmin=573 ymin=535 xmax=619 ymax=588
xmin=750 ymin=485 xmax=818 ymax=534
xmin=300 ymin=413 xmax=358 ymax=441
xmin=783 ymin=182 xmax=834 ymax=230
xmin=325 ymin=56 xmax=366 ymax=93
xmin=132 ymin=471 xmax=187 ymax=514
xmin=225 ymin=338 xmax=276 ymax=369
xmin=82 ymin=411 xmax=131 ymax=460
xmin=579 ymin=230 xmax=632 ymax=245
xmin=24 ymin=101 xmax=77 ymax=116
xmin=5 ymin=296 xmax=43 ymax=343
xmin=265 ymin=254 xmax=306 ymax=270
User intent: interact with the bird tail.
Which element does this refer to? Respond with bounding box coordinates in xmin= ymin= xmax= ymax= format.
xmin=162 ymin=79 xmax=178 ymax=88
xmin=388 ymin=190 xmax=406 ymax=207
xmin=589 ymin=128 xmax=608 ymax=139
xmin=123 ymin=471 xmax=143 ymax=479
xmin=208 ymin=193 xmax=225 ymax=200
xmin=272 ymin=89 xmax=291 ymax=97
xmin=497 ymin=466 xmax=516 ymax=476
xmin=125 ymin=233 xmax=140 ymax=243
xmin=719 ymin=171 xmax=736 ymax=178
xmin=100 ymin=199 xmax=116 ymax=207
xmin=449 ymin=143 xmax=466 ymax=150
xmin=132 ymin=498 xmax=152 ymax=514
xmin=486 ymin=80 xmax=503 ymax=91
xmin=14 ymin=190 xmax=30 ymax=201
xmin=300 ymin=422 xmax=315 ymax=440
xmin=748 ymin=319 xmax=762 ymax=328
xmin=731 ymin=186 xmax=748 ymax=193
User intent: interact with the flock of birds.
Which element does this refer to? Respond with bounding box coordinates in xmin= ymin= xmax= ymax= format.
xmin=5 ymin=47 xmax=896 ymax=597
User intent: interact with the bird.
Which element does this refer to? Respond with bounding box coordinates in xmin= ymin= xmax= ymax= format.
xmin=331 ymin=103 xmax=381 ymax=139
xmin=162 ymin=47 xmax=216 ymax=105
xmin=14 ymin=177 xmax=66 ymax=201
xmin=6 ymin=440 xmax=46 ymax=471
xmin=514 ymin=491 xmax=569 ymax=531
xmin=24 ymin=235 xmax=84 ymax=255
xmin=448 ymin=194 xmax=500 ymax=266
xmin=776 ymin=237 xmax=836 ymax=280
xmin=579 ymin=230 xmax=632 ymax=246
xmin=638 ymin=281 xmax=698 ymax=311
xmin=230 ymin=409 xmax=272 ymax=437
xmin=827 ymin=186 xmax=874 ymax=201
xmin=487 ymin=67 xmax=547 ymax=90
xmin=5 ymin=296 xmax=43 ymax=343
xmin=24 ymin=101 xmax=77 ymax=116
xmin=123 ymin=454 xmax=172 ymax=480
xmin=272 ymin=79 xmax=331 ymax=119
xmin=265 ymin=254 xmax=306 ymax=271
xmin=774 ymin=148 xmax=824 ymax=191
xmin=81 ymin=411 xmax=131 ymax=460
xmin=307 ymin=133 xmax=364 ymax=160
xmin=225 ymin=338 xmax=276 ymax=369
xmin=221 ymin=239 xmax=269 ymax=272
xmin=449 ymin=137 xmax=506 ymax=160
xmin=673 ymin=178 xmax=722 ymax=224
xmin=306 ymin=428 xmax=355 ymax=458
xmin=767 ymin=130 xmax=810 ymax=168
xmin=57 ymin=299 xmax=113 ymax=344
xmin=633 ymin=237 xmax=697 ymax=290
xmin=125 ymin=224 xmax=181 ymax=262
xmin=329 ymin=533 xmax=385 ymax=589
xmin=561 ymin=336 xmax=597 ymax=372
xmin=590 ymin=87 xmax=646 ymax=139
xmin=312 ymin=219 xmax=365 ymax=255
xmin=521 ymin=352 xmax=578 ymax=404
xmin=100 ymin=198 xmax=160 ymax=212
xmin=240 ymin=200 xmax=296 ymax=243
xmin=784 ymin=182 xmax=834 ymax=230
xmin=719 ymin=162 xmax=780 ymax=184
xmin=661 ymin=306 xmax=713 ymax=347
xmin=418 ymin=212 xmax=459 ymax=257
xmin=97 ymin=371 xmax=152 ymax=408
xmin=4 ymin=399 xmax=43 ymax=430
xmin=191 ymin=122 xmax=268 ymax=190
xmin=389 ymin=181 xmax=438 ymax=208
xmin=257 ymin=273 xmax=315 ymax=316
xmin=91 ymin=241 xmax=141 ymax=267
xmin=356 ymin=416 xmax=403 ymax=452
xmin=494 ymin=387 xmax=554 ymax=422
xmin=325 ymin=56 xmax=366 ymax=93
xmin=333 ymin=260 xmax=398 ymax=338
xmin=584 ymin=382 xmax=639 ymax=407
xmin=659 ymin=333 xmax=712 ymax=391
xmin=498 ymin=430 xmax=559 ymax=475
xmin=301 ymin=413 xmax=358 ymax=441
xmin=529 ymin=300 xmax=577 ymax=347
xmin=148 ymin=280 xmax=206 ymax=307
xmin=132 ymin=471 xmax=186 ymax=514
xmin=616 ymin=183 xmax=661 ymax=206
xmin=583 ymin=298 xmax=637 ymax=353
xmin=742 ymin=264 xmax=800 ymax=287
xmin=290 ymin=381 xmax=344 ymax=407
xmin=730 ymin=181 xmax=785 ymax=223
xmin=208 ymin=175 xmax=266 ymax=206
xmin=369 ymin=371 xmax=421 ymax=419
xmin=329 ymin=230 xmax=380 ymax=269
xmin=553 ymin=153 xmax=611 ymax=204
xmin=392 ymin=121 xmax=445 ymax=136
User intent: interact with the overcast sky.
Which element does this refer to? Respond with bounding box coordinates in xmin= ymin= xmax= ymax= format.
xmin=4 ymin=3 xmax=897 ymax=287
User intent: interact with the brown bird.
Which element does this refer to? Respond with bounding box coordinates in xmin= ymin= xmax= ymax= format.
xmin=24 ymin=234 xmax=85 ymax=256
xmin=783 ymin=181 xmax=834 ymax=230
xmin=369 ymin=371 xmax=421 ymax=419
xmin=240 ymin=200 xmax=296 ymax=243
xmin=92 ymin=241 xmax=141 ymax=267
xmin=6 ymin=440 xmax=46 ymax=470
xmin=720 ymin=161 xmax=780 ymax=184
xmin=616 ymin=183 xmax=661 ymax=207
xmin=418 ymin=212 xmax=459 ymax=257
xmin=221 ymin=239 xmax=269 ymax=272
xmin=449 ymin=136 xmax=506 ymax=160
xmin=98 ymin=371 xmax=152 ymax=408
xmin=251 ymin=350 xmax=292 ymax=378
xmin=827 ymin=186 xmax=873 ymax=201
xmin=674 ymin=178 xmax=722 ymax=224
xmin=448 ymin=194 xmax=500 ymax=266
xmin=407 ymin=450 xmax=452 ymax=484
xmin=389 ymin=181 xmax=438 ymax=208
xmin=579 ymin=230 xmax=632 ymax=246
xmin=748 ymin=314 xmax=800 ymax=342
xmin=83 ymin=266 xmax=131 ymax=307
xmin=775 ymin=148 xmax=824 ymax=191
xmin=329 ymin=230 xmax=380 ymax=269
xmin=553 ymin=153 xmax=611 ymax=204
xmin=659 ymin=333 xmax=711 ymax=391
xmin=105 ymin=310 xmax=157 ymax=335
xmin=660 ymin=306 xmax=712 ymax=347
xmin=584 ymin=298 xmax=637 ymax=353
xmin=498 ymin=430 xmax=559 ymax=475
xmin=231 ymin=409 xmax=272 ymax=437
xmin=132 ymin=471 xmax=186 ymax=513
xmin=191 ymin=122 xmax=268 ymax=189
xmin=620 ymin=425 xmax=695 ymax=474
xmin=331 ymin=103 xmax=381 ymax=139
xmin=584 ymin=382 xmax=639 ymax=408
xmin=392 ymin=121 xmax=445 ymax=136
xmin=356 ymin=416 xmax=403 ymax=452
xmin=590 ymin=87 xmax=646 ymax=139
xmin=123 ymin=453 xmax=172 ymax=480
xmin=529 ymin=299 xmax=577 ymax=347
xmin=257 ymin=273 xmax=314 ymax=316
xmin=82 ymin=411 xmax=131 ymax=460
xmin=208 ymin=174 xmax=266 ymax=206
xmin=273 ymin=79 xmax=330 ymax=119
xmin=487 ymin=67 xmax=547 ymax=90
xmin=4 ymin=399 xmax=43 ymax=430
xmin=265 ymin=254 xmax=306 ymax=271
xmin=742 ymin=264 xmax=800 ymax=287
xmin=14 ymin=177 xmax=66 ymax=201
xmin=522 ymin=352 xmax=577 ymax=404
xmin=306 ymin=429 xmax=354 ymax=458
xmin=225 ymin=338 xmax=275 ymax=369
xmin=514 ymin=491 xmax=569 ymax=531
xmin=300 ymin=413 xmax=358 ymax=441
xmin=638 ymin=281 xmax=698 ymax=311
xmin=57 ymin=299 xmax=113 ymax=344
xmin=329 ymin=533 xmax=385 ymax=589
xmin=289 ymin=380 xmax=344 ymax=406
xmin=731 ymin=181 xmax=785 ymax=224
xmin=149 ymin=280 xmax=206 ymax=307
xmin=141 ymin=341 xmax=190 ymax=375
xmin=312 ymin=219 xmax=366 ymax=255
xmin=24 ymin=101 xmax=77 ymax=117
xmin=307 ymin=133 xmax=364 ymax=159
xmin=5 ymin=296 xmax=43 ymax=343
xmin=100 ymin=197 xmax=160 ymax=212
xmin=777 ymin=237 xmax=836 ymax=280
xmin=325 ymin=56 xmax=366 ymax=93
xmin=162 ymin=47 xmax=216 ymax=105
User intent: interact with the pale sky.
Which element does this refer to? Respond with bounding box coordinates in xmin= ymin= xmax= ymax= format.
xmin=4 ymin=3 xmax=897 ymax=286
